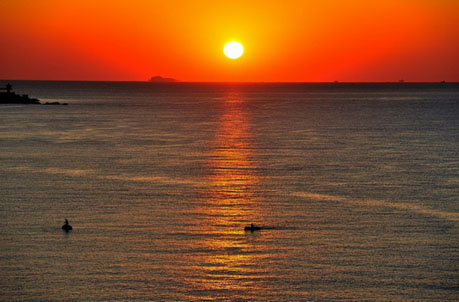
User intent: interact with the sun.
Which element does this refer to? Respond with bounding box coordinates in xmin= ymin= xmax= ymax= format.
xmin=224 ymin=41 xmax=244 ymax=59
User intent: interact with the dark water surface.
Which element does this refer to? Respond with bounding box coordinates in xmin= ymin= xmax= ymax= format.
xmin=1 ymin=81 xmax=458 ymax=301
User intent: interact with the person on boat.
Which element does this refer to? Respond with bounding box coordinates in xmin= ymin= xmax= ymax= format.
xmin=62 ymin=218 xmax=72 ymax=231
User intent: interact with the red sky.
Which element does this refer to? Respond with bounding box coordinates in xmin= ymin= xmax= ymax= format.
xmin=1 ymin=0 xmax=458 ymax=82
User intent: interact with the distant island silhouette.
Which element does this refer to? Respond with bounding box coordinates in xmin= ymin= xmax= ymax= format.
xmin=149 ymin=76 xmax=177 ymax=82
xmin=0 ymin=83 xmax=67 ymax=105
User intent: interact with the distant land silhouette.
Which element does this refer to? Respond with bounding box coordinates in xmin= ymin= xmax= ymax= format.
xmin=149 ymin=76 xmax=177 ymax=82
xmin=0 ymin=83 xmax=40 ymax=104
xmin=0 ymin=83 xmax=67 ymax=105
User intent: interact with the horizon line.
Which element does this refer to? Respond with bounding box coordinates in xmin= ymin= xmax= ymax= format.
xmin=1 ymin=79 xmax=457 ymax=84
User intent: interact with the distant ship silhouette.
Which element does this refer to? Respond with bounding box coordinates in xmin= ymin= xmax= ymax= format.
xmin=149 ymin=76 xmax=177 ymax=83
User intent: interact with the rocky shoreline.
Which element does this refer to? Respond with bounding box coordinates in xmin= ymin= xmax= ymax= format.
xmin=0 ymin=83 xmax=67 ymax=105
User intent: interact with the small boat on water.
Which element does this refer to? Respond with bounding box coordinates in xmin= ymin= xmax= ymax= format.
xmin=244 ymin=224 xmax=262 ymax=232
xmin=62 ymin=219 xmax=72 ymax=232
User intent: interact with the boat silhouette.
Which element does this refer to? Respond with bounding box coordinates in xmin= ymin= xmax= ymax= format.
xmin=62 ymin=219 xmax=72 ymax=232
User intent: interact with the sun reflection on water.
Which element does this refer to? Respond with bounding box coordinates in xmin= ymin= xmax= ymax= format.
xmin=183 ymin=93 xmax=270 ymax=299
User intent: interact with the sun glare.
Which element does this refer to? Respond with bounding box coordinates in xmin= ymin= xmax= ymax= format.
xmin=224 ymin=41 xmax=244 ymax=59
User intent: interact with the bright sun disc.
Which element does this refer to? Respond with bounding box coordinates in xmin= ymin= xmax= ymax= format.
xmin=224 ymin=41 xmax=244 ymax=59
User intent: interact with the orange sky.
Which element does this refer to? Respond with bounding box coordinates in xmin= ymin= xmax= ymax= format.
xmin=1 ymin=0 xmax=458 ymax=82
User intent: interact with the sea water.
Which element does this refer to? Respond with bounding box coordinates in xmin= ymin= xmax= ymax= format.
xmin=0 ymin=81 xmax=458 ymax=301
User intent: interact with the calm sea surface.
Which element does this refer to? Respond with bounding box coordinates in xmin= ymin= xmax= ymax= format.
xmin=1 ymin=81 xmax=458 ymax=301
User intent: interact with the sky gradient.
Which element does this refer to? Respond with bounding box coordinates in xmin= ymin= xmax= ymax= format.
xmin=1 ymin=0 xmax=458 ymax=82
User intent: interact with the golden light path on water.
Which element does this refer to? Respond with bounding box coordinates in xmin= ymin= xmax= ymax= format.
xmin=182 ymin=93 xmax=270 ymax=298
